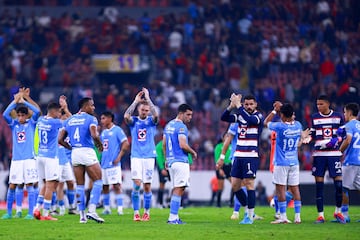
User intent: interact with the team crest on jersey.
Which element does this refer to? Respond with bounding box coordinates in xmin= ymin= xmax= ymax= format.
xmin=17 ymin=131 xmax=26 ymax=142
xmin=103 ymin=139 xmax=109 ymax=150
xmin=238 ymin=127 xmax=247 ymax=137
xmin=322 ymin=127 xmax=332 ymax=137
xmin=138 ymin=128 xmax=147 ymax=141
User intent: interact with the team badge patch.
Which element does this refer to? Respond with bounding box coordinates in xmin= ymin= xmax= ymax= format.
xmin=17 ymin=131 xmax=26 ymax=143
xmin=138 ymin=128 xmax=147 ymax=141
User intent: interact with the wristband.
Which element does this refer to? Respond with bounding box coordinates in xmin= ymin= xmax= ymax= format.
xmin=271 ymin=110 xmax=276 ymax=115
xmin=220 ymin=154 xmax=225 ymax=160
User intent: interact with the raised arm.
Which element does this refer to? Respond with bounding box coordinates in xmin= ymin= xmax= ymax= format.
xmin=3 ymin=92 xmax=23 ymax=123
xmin=216 ymin=133 xmax=234 ymax=170
xmin=59 ymin=95 xmax=72 ymax=119
xmin=142 ymin=87 xmax=159 ymax=124
xmin=264 ymin=101 xmax=282 ymax=127
xmin=220 ymin=93 xmax=240 ymax=123
xmin=124 ymin=90 xmax=143 ymax=125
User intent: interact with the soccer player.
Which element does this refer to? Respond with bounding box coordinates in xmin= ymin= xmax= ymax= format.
xmin=163 ymin=103 xmax=197 ymax=224
xmin=100 ymin=111 xmax=129 ymax=216
xmin=155 ymin=140 xmax=170 ymax=208
xmin=220 ymin=94 xmax=263 ymax=224
xmin=56 ymin=98 xmax=77 ymax=216
xmin=33 ymin=101 xmax=64 ymax=221
xmin=311 ymin=95 xmax=346 ymax=224
xmin=264 ymin=102 xmax=309 ymax=224
xmin=124 ymin=88 xmax=158 ymax=221
xmin=58 ymin=97 xmax=104 ymax=224
xmin=1 ymin=90 xmax=40 ymax=220
xmin=338 ymin=103 xmax=360 ymax=222
xmin=213 ymin=133 xmax=232 ymax=208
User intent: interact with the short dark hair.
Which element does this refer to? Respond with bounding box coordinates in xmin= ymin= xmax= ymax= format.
xmin=15 ymin=104 xmax=28 ymax=115
xmin=47 ymin=102 xmax=61 ymax=111
xmin=78 ymin=97 xmax=92 ymax=109
xmin=178 ymin=103 xmax=192 ymax=113
xmin=317 ymin=95 xmax=329 ymax=102
xmin=243 ymin=94 xmax=257 ymax=101
xmin=101 ymin=111 xmax=114 ymax=122
xmin=345 ymin=102 xmax=359 ymax=117
xmin=280 ymin=103 xmax=294 ymax=118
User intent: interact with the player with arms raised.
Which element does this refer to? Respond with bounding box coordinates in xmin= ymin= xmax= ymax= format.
xmin=221 ymin=94 xmax=263 ymax=224
xmin=124 ymin=87 xmax=158 ymax=221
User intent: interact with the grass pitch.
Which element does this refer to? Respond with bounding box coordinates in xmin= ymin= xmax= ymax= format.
xmin=1 ymin=206 xmax=359 ymax=240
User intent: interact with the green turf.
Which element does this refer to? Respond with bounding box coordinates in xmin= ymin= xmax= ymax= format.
xmin=1 ymin=206 xmax=359 ymax=240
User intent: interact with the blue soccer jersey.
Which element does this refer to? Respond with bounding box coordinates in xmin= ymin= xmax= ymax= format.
xmin=268 ymin=121 xmax=303 ymax=166
xmin=3 ymin=101 xmax=40 ymax=160
xmin=128 ymin=116 xmax=157 ymax=158
xmin=64 ymin=112 xmax=98 ymax=148
xmin=311 ymin=110 xmax=344 ymax=157
xmin=100 ymin=125 xmax=128 ymax=168
xmin=37 ymin=116 xmax=63 ymax=158
xmin=164 ymin=119 xmax=189 ymax=166
xmin=343 ymin=120 xmax=360 ymax=166
xmin=227 ymin=123 xmax=238 ymax=160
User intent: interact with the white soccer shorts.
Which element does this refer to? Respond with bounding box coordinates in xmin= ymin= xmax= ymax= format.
xmin=9 ymin=159 xmax=38 ymax=184
xmin=37 ymin=156 xmax=60 ymax=181
xmin=272 ymin=165 xmax=299 ymax=186
xmin=102 ymin=166 xmax=122 ymax=185
xmin=71 ymin=147 xmax=99 ymax=167
xmin=169 ymin=162 xmax=190 ymax=188
xmin=130 ymin=157 xmax=155 ymax=183
xmin=59 ymin=162 xmax=75 ymax=182
xmin=342 ymin=165 xmax=360 ymax=190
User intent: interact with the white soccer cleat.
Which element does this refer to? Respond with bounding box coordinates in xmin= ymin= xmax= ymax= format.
xmin=86 ymin=212 xmax=105 ymax=223
xmin=230 ymin=212 xmax=239 ymax=220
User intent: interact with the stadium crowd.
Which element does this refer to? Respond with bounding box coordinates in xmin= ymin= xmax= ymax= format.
xmin=0 ymin=0 xmax=359 ymax=171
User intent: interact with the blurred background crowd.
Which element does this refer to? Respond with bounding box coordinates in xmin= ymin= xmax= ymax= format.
xmin=0 ymin=0 xmax=359 ymax=172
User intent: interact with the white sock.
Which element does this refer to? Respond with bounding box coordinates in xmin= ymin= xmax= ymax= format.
xmin=144 ymin=209 xmax=150 ymax=214
xmin=88 ymin=203 xmax=96 ymax=213
xmin=248 ymin=208 xmax=254 ymax=220
xmin=169 ymin=213 xmax=178 ymax=221
xmin=319 ymin=212 xmax=324 ymax=217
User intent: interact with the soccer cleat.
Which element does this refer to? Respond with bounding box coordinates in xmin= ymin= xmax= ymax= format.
xmin=345 ymin=217 xmax=350 ymax=223
xmin=40 ymin=215 xmax=58 ymax=221
xmin=24 ymin=214 xmax=34 ymax=220
xmin=68 ymin=208 xmax=79 ymax=215
xmin=142 ymin=213 xmax=150 ymax=221
xmin=86 ymin=212 xmax=105 ymax=223
xmin=333 ymin=213 xmax=346 ymax=224
xmin=253 ymin=214 xmax=264 ymax=220
xmin=239 ymin=216 xmax=253 ymax=224
xmin=294 ymin=218 xmax=301 ymax=224
xmin=167 ymin=219 xmax=185 ymax=224
xmin=79 ymin=217 xmax=87 ymax=224
xmin=33 ymin=209 xmax=41 ymax=220
xmin=314 ymin=216 xmax=325 ymax=224
xmin=230 ymin=212 xmax=239 ymax=220
xmin=271 ymin=219 xmax=291 ymax=224
xmin=133 ymin=213 xmax=141 ymax=221
xmin=50 ymin=210 xmax=59 ymax=216
xmin=59 ymin=207 xmax=66 ymax=216
xmin=102 ymin=209 xmax=111 ymax=215
xmin=274 ymin=213 xmax=281 ymax=220
xmin=1 ymin=213 xmax=12 ymax=219
xmin=14 ymin=211 xmax=22 ymax=218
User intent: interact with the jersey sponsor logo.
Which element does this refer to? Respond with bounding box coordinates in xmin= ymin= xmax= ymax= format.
xmin=17 ymin=131 xmax=26 ymax=142
xmin=137 ymin=128 xmax=147 ymax=141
